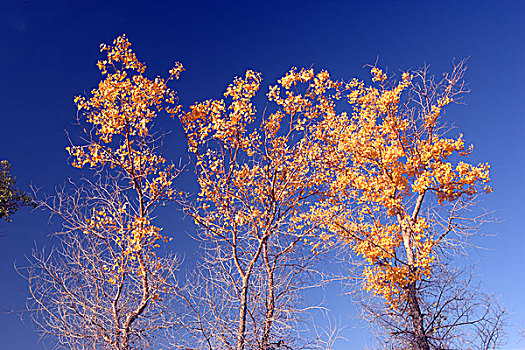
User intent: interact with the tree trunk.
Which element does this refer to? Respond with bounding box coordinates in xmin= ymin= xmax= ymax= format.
xmin=406 ymin=276 xmax=430 ymax=350
xmin=236 ymin=277 xmax=250 ymax=350
xmin=398 ymin=213 xmax=430 ymax=350
xmin=261 ymin=241 xmax=275 ymax=350
xmin=235 ymin=237 xmax=266 ymax=350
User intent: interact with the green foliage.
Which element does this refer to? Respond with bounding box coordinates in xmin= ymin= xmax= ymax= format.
xmin=0 ymin=160 xmax=34 ymax=222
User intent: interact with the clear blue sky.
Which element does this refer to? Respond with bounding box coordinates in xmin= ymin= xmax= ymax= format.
xmin=0 ymin=0 xmax=523 ymax=348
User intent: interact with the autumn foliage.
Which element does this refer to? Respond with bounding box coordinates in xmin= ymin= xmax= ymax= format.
xmin=309 ymin=64 xmax=492 ymax=348
xmin=27 ymin=35 xmax=498 ymax=350
xmin=314 ymin=64 xmax=490 ymax=302
xmin=28 ymin=35 xmax=183 ymax=350
xmin=178 ymin=67 xmax=344 ymax=350
xmin=67 ymin=35 xmax=184 ymax=256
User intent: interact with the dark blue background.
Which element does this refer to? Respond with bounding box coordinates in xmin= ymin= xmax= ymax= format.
xmin=1 ymin=0 xmax=523 ymax=348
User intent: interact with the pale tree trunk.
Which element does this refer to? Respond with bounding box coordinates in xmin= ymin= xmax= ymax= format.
xmin=120 ymin=251 xmax=150 ymax=350
xmin=261 ymin=240 xmax=275 ymax=350
xmin=235 ymin=236 xmax=266 ymax=350
xmin=399 ymin=204 xmax=430 ymax=350
xmin=236 ymin=275 xmax=250 ymax=350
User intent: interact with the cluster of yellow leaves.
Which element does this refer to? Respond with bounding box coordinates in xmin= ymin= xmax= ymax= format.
xmin=76 ymin=35 xmax=491 ymax=312
xmin=181 ymin=68 xmax=341 ymax=244
xmin=125 ymin=216 xmax=163 ymax=255
xmin=83 ymin=204 xmax=166 ymax=283
xmin=68 ymin=35 xmax=181 ymax=284
xmin=69 ymin=35 xmax=182 ymax=197
xmin=182 ymin=70 xmax=262 ymax=155
xmin=309 ymin=67 xmax=491 ymax=308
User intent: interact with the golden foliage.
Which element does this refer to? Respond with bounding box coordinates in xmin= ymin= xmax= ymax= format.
xmin=181 ymin=62 xmax=491 ymax=312
xmin=181 ymin=67 xmax=342 ymax=242
xmin=310 ymin=64 xmax=491 ymax=308
xmin=67 ymin=34 xmax=182 ymax=273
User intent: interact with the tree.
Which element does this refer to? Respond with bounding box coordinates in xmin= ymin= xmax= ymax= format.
xmin=22 ymin=34 xmax=502 ymax=349
xmin=175 ymin=68 xmax=341 ymax=350
xmin=24 ymin=35 xmax=183 ymax=350
xmin=360 ymin=263 xmax=506 ymax=349
xmin=0 ymin=159 xmax=34 ymax=222
xmin=309 ymin=62 xmax=498 ymax=349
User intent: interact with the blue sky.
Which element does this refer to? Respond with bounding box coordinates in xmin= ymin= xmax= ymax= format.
xmin=0 ymin=0 xmax=524 ymax=348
